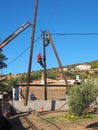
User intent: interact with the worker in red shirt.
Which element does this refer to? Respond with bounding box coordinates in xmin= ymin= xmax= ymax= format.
xmin=37 ymin=53 xmax=44 ymax=67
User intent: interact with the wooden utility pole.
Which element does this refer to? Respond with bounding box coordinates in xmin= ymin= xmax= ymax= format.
xmin=48 ymin=32 xmax=69 ymax=88
xmin=24 ymin=0 xmax=38 ymax=106
xmin=42 ymin=31 xmax=47 ymax=100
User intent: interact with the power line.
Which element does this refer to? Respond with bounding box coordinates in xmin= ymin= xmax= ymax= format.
xmin=8 ymin=35 xmax=42 ymax=65
xmin=8 ymin=32 xmax=98 ymax=65
xmin=8 ymin=47 xmax=29 ymax=65
xmin=51 ymin=32 xmax=98 ymax=36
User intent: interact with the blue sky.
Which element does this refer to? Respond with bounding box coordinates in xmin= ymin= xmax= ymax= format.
xmin=0 ymin=0 xmax=98 ymax=74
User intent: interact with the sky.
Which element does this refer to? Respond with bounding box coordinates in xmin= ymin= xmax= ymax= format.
xmin=0 ymin=0 xmax=98 ymax=74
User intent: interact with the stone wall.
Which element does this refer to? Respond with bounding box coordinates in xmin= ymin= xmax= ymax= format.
xmin=20 ymin=85 xmax=66 ymax=100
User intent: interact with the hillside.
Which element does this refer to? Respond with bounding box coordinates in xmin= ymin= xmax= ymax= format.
xmin=1 ymin=60 xmax=98 ymax=82
xmin=47 ymin=60 xmax=98 ymax=80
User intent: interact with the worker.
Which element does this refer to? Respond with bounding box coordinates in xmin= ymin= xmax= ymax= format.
xmin=37 ymin=53 xmax=44 ymax=67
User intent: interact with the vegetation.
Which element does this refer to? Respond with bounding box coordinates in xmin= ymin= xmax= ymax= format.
xmin=63 ymin=113 xmax=94 ymax=121
xmin=0 ymin=49 xmax=8 ymax=69
xmin=1 ymin=78 xmax=19 ymax=93
xmin=68 ymin=81 xmax=98 ymax=116
xmin=91 ymin=61 xmax=98 ymax=68
xmin=0 ymin=71 xmax=42 ymax=92
xmin=18 ymin=74 xmax=27 ymax=83
xmin=30 ymin=71 xmax=42 ymax=80
xmin=1 ymin=59 xmax=98 ymax=93
xmin=65 ymin=71 xmax=77 ymax=79
xmin=47 ymin=71 xmax=57 ymax=79
xmin=0 ymin=49 xmax=8 ymax=93
xmin=45 ymin=113 xmax=94 ymax=123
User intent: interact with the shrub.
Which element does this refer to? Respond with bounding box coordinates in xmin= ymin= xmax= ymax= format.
xmin=30 ymin=71 xmax=41 ymax=80
xmin=68 ymin=81 xmax=98 ymax=116
xmin=92 ymin=62 xmax=98 ymax=68
xmin=19 ymin=75 xmax=26 ymax=83
xmin=47 ymin=72 xmax=57 ymax=79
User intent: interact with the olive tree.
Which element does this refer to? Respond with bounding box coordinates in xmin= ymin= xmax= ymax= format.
xmin=68 ymin=81 xmax=98 ymax=116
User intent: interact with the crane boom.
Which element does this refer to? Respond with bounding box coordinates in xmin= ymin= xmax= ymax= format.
xmin=0 ymin=21 xmax=31 ymax=49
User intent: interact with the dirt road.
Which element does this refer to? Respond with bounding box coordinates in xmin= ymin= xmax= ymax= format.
xmin=10 ymin=112 xmax=98 ymax=130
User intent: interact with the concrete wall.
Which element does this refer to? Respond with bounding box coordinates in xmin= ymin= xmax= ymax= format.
xmin=9 ymin=100 xmax=69 ymax=113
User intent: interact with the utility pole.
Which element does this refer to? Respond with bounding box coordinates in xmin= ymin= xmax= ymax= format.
xmin=42 ymin=31 xmax=47 ymax=100
xmin=24 ymin=0 xmax=38 ymax=106
xmin=48 ymin=32 xmax=69 ymax=89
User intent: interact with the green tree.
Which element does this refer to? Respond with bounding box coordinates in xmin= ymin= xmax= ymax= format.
xmin=68 ymin=81 xmax=98 ymax=116
xmin=0 ymin=49 xmax=8 ymax=69
xmin=0 ymin=49 xmax=8 ymax=93
xmin=1 ymin=78 xmax=19 ymax=92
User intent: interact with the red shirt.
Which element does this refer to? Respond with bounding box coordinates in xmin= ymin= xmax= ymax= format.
xmin=37 ymin=53 xmax=42 ymax=61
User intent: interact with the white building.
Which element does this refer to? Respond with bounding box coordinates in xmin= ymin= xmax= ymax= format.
xmin=75 ymin=64 xmax=91 ymax=71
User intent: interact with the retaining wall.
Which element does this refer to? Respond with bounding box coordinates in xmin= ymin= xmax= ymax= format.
xmin=9 ymin=100 xmax=69 ymax=113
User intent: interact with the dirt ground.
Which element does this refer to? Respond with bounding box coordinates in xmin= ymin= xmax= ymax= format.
xmin=10 ymin=111 xmax=98 ymax=130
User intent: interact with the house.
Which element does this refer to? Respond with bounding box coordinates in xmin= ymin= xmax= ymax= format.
xmin=75 ymin=64 xmax=91 ymax=71
xmin=12 ymin=79 xmax=69 ymax=101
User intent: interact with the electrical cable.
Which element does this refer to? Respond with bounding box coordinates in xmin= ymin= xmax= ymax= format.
xmin=8 ymin=35 xmax=42 ymax=65
xmin=8 ymin=31 xmax=98 ymax=65
xmin=8 ymin=47 xmax=30 ymax=65
xmin=51 ymin=32 xmax=98 ymax=36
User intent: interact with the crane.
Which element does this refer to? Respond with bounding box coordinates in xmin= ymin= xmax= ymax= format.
xmin=0 ymin=21 xmax=32 ymax=49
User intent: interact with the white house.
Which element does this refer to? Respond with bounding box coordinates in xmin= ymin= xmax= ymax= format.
xmin=75 ymin=64 xmax=91 ymax=71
